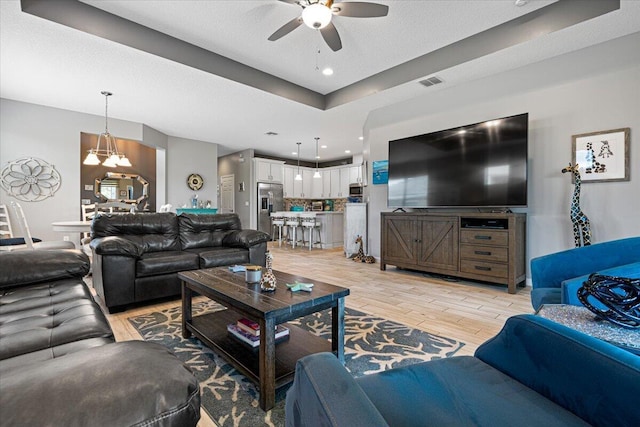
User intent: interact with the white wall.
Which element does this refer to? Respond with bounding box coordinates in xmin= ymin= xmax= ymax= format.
xmin=217 ymin=149 xmax=254 ymax=228
xmin=0 ymin=98 xmax=146 ymax=246
xmin=364 ymin=62 xmax=640 ymax=272
xmin=166 ymin=136 xmax=218 ymax=210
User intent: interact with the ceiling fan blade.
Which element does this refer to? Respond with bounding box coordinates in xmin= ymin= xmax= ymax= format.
xmin=268 ymin=17 xmax=303 ymax=41
xmin=333 ymin=2 xmax=389 ymax=18
xmin=277 ymin=0 xmax=300 ymax=4
xmin=320 ymin=22 xmax=342 ymax=52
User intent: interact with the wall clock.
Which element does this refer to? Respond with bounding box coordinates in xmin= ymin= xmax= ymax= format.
xmin=187 ymin=173 xmax=204 ymax=191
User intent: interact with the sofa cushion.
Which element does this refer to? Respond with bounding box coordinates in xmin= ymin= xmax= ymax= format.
xmin=356 ymin=356 xmax=590 ymax=426
xmin=0 ymin=341 xmax=201 ymax=427
xmin=0 ymin=281 xmax=113 ymax=360
xmin=92 ymin=212 xmax=181 ymax=253
xmin=0 ymin=250 xmax=90 ymax=289
xmin=136 ymin=250 xmax=199 ymax=278
xmin=178 ymin=213 xmax=241 ymax=250
xmin=561 ymin=261 xmax=640 ymax=306
xmin=186 ymin=247 xmax=249 ymax=268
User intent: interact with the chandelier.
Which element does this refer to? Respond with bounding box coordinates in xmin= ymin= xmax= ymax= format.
xmin=83 ymin=91 xmax=132 ymax=167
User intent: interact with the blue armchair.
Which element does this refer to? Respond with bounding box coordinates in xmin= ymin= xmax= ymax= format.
xmin=285 ymin=314 xmax=640 ymax=427
xmin=530 ymin=237 xmax=640 ymax=310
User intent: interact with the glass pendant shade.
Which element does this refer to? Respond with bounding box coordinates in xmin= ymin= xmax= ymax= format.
xmin=83 ymin=151 xmax=100 ymax=165
xmin=118 ymin=156 xmax=132 ymax=167
xmin=295 ymin=173 xmax=303 ymax=181
xmin=313 ymin=170 xmax=321 ymax=179
xmin=302 ymin=3 xmax=332 ymax=29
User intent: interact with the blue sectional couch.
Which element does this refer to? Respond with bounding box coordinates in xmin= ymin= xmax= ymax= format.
xmin=530 ymin=236 xmax=640 ymax=310
xmin=285 ymin=314 xmax=640 ymax=427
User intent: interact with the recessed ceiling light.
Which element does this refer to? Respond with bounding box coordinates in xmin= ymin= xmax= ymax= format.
xmin=315 ymin=155 xmax=320 ymax=159
xmin=322 ymin=67 xmax=334 ymax=76
xmin=358 ymin=136 xmax=363 ymax=140
xmin=321 ymin=145 xmax=327 ymax=149
xmin=292 ymin=151 xmax=297 ymax=155
xmin=345 ymin=150 xmax=351 ymax=154
xmin=514 ymin=0 xmax=528 ymax=6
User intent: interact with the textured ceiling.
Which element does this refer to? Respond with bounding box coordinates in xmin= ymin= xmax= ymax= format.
xmin=1 ymin=1 xmax=639 ymax=161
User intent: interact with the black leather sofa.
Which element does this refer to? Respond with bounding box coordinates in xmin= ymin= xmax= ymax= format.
xmin=91 ymin=212 xmax=270 ymax=312
xmin=0 ymin=249 xmax=201 ymax=426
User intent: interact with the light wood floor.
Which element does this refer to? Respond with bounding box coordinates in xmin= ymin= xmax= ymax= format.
xmin=103 ymin=242 xmax=534 ymax=426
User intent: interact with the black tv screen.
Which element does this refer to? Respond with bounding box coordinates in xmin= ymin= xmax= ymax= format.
xmin=388 ymin=113 xmax=528 ymax=208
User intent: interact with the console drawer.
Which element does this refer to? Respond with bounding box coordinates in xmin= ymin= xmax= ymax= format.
xmin=460 ymin=259 xmax=508 ymax=279
xmin=460 ymin=229 xmax=508 ymax=246
xmin=460 ymin=244 xmax=508 ymax=263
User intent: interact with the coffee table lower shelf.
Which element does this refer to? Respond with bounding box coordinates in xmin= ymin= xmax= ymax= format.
xmin=186 ymin=308 xmax=331 ymax=388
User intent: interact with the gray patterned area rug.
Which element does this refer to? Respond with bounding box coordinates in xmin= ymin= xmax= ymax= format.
xmin=128 ymin=300 xmax=465 ymax=427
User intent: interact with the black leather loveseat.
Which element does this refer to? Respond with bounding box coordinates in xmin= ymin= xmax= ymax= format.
xmin=0 ymin=249 xmax=200 ymax=426
xmin=91 ymin=212 xmax=270 ymax=312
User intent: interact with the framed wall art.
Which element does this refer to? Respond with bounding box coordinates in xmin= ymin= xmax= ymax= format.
xmin=572 ymin=127 xmax=630 ymax=183
xmin=372 ymin=160 xmax=389 ymax=185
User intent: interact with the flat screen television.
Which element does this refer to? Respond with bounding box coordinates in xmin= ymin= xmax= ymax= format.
xmin=387 ymin=113 xmax=528 ymax=208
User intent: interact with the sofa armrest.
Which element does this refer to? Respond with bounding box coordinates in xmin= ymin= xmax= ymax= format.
xmin=91 ymin=236 xmax=141 ymax=258
xmin=0 ymin=249 xmax=89 ymax=289
xmin=0 ymin=341 xmax=200 ymax=427
xmin=285 ymin=353 xmax=389 ymax=427
xmin=223 ymin=229 xmax=270 ymax=249
xmin=475 ymin=314 xmax=640 ymax=427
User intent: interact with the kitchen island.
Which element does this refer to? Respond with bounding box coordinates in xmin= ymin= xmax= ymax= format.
xmin=315 ymin=212 xmax=343 ymax=249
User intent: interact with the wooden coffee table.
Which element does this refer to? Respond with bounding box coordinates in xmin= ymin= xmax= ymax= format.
xmin=179 ymin=267 xmax=350 ymax=410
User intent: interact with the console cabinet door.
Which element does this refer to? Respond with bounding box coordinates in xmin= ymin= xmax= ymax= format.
xmin=417 ymin=216 xmax=458 ymax=271
xmin=382 ymin=215 xmax=418 ymax=265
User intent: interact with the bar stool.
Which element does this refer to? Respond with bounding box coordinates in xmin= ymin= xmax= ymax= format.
xmin=284 ymin=213 xmax=301 ymax=249
xmin=270 ymin=212 xmax=286 ymax=247
xmin=299 ymin=213 xmax=321 ymax=251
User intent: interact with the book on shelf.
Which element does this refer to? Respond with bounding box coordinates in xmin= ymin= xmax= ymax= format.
xmin=227 ymin=324 xmax=289 ymax=348
xmin=236 ymin=317 xmax=261 ymax=336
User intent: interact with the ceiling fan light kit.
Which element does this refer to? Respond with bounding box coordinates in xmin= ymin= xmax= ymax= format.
xmin=270 ymin=0 xmax=389 ymax=52
xmin=302 ymin=3 xmax=332 ymax=29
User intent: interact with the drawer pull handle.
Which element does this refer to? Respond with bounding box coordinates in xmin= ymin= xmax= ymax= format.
xmin=475 ymin=266 xmax=491 ymax=271
xmin=475 ymin=250 xmax=491 ymax=256
xmin=474 ymin=235 xmax=491 ymax=240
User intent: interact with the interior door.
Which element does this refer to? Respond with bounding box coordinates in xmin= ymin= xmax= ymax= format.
xmin=220 ymin=174 xmax=234 ymax=213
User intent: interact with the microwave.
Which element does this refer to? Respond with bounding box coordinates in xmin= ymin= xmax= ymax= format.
xmin=349 ymin=184 xmax=363 ymax=197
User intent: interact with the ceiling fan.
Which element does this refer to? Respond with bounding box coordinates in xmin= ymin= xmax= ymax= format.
xmin=268 ymin=0 xmax=389 ymax=52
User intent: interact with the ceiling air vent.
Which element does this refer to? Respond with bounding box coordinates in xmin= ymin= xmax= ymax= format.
xmin=265 ymin=131 xmax=278 ymax=136
xmin=419 ymin=76 xmax=443 ymax=87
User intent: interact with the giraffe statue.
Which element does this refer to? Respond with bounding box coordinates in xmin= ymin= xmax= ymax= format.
xmin=561 ymin=163 xmax=592 ymax=247
xmin=259 ymin=251 xmax=277 ymax=292
xmin=352 ymin=235 xmax=375 ymax=263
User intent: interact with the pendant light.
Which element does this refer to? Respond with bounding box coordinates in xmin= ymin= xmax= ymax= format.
xmin=313 ymin=137 xmax=321 ymax=179
xmin=83 ymin=91 xmax=132 ymax=168
xmin=295 ymin=142 xmax=303 ymax=181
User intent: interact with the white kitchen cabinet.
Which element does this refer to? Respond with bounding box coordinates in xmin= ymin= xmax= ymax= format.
xmin=255 ymin=159 xmax=284 ymax=183
xmin=310 ymin=170 xmax=324 ymax=198
xmin=329 ymin=168 xmax=341 ymax=198
xmin=302 ymin=169 xmax=313 ymax=198
xmin=349 ymin=164 xmax=362 ymax=185
xmin=339 ymin=167 xmax=351 ymax=197
xmin=283 ymin=166 xmax=295 ymax=197
xmin=322 ymin=170 xmax=331 ymax=198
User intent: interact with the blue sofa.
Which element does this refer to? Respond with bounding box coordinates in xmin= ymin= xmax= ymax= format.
xmin=285 ymin=315 xmax=640 ymax=427
xmin=530 ymin=237 xmax=640 ymax=310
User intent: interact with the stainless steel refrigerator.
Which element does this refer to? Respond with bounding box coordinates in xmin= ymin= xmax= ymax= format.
xmin=257 ymin=182 xmax=284 ymax=237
